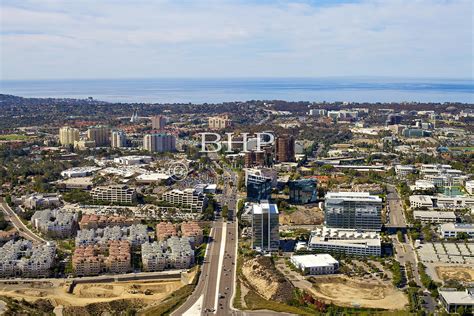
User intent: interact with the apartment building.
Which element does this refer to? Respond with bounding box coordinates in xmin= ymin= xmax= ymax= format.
xmin=324 ymin=192 xmax=383 ymax=231
xmin=151 ymin=115 xmax=166 ymax=130
xmin=31 ymin=209 xmax=78 ymax=238
xmin=180 ymin=221 xmax=203 ymax=245
xmin=143 ymin=133 xmax=176 ymax=153
xmin=111 ymin=131 xmax=127 ymax=148
xmin=73 ymin=240 xmax=131 ymax=276
xmin=156 ymin=222 xmax=177 ymax=241
xmin=16 ymin=193 xmax=62 ymax=210
xmin=0 ymin=240 xmax=56 ymax=278
xmin=75 ymin=224 xmax=149 ymax=248
xmin=90 ymin=185 xmax=137 ymax=204
xmin=59 ymin=126 xmax=80 ymax=146
xmin=208 ymin=115 xmax=231 ymax=130
xmin=161 ymin=188 xmax=207 ymax=212
xmin=252 ymin=200 xmax=279 ymax=252
xmin=308 ymin=227 xmax=381 ymax=257
xmin=275 ymin=135 xmax=295 ymax=162
xmin=141 ymin=236 xmax=194 ymax=271
xmin=86 ymin=125 xmax=110 ymax=147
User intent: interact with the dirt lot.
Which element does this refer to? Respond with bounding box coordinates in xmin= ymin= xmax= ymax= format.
xmin=309 ymin=275 xmax=408 ymax=310
xmin=436 ymin=266 xmax=474 ymax=283
xmin=241 ymin=256 xmax=294 ymax=302
xmin=0 ymin=280 xmax=183 ymax=307
xmin=279 ymin=206 xmax=323 ymax=225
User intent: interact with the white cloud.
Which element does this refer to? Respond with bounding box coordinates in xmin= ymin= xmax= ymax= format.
xmin=0 ymin=0 xmax=472 ymax=79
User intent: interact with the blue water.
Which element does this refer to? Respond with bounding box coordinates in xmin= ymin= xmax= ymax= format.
xmin=1 ymin=78 xmax=473 ymax=104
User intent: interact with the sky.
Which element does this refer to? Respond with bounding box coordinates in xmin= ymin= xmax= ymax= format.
xmin=0 ymin=0 xmax=472 ymax=80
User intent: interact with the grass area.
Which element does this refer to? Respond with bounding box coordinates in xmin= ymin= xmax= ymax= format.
xmin=0 ymin=134 xmax=30 ymax=141
xmin=244 ymin=289 xmax=315 ymax=316
xmin=233 ymin=280 xmax=243 ymax=309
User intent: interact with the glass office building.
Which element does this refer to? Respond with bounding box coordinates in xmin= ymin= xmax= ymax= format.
xmin=289 ymin=179 xmax=317 ymax=204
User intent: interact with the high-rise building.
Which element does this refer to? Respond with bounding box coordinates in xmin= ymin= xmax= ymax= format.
xmin=324 ymin=192 xmax=383 ymax=231
xmin=252 ymin=200 xmax=279 ymax=252
xmin=151 ymin=115 xmax=166 ymax=130
xmin=275 ymin=135 xmax=295 ymax=162
xmin=59 ymin=126 xmax=80 ymax=146
xmin=87 ymin=126 xmax=110 ymax=146
xmin=111 ymin=131 xmax=127 ymax=148
xmin=208 ymin=115 xmax=232 ymax=130
xmin=143 ymin=133 xmax=176 ymax=152
xmin=289 ymin=179 xmax=318 ymax=204
xmin=246 ymin=173 xmax=272 ymax=202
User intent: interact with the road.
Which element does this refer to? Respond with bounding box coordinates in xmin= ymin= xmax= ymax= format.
xmin=385 ymin=184 xmax=407 ymax=228
xmin=0 ymin=201 xmax=46 ymax=244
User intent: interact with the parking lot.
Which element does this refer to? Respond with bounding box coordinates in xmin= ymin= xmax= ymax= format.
xmin=417 ymin=242 xmax=474 ymax=265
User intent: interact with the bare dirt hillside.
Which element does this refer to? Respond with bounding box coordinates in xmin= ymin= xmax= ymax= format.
xmin=242 ymin=256 xmax=294 ymax=303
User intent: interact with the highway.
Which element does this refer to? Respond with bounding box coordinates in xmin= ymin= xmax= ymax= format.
xmin=0 ymin=200 xmax=46 ymax=244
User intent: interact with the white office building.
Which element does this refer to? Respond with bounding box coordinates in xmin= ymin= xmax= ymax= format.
xmin=290 ymin=254 xmax=339 ymax=275
xmin=308 ymin=226 xmax=381 ymax=257
xmin=252 ymin=200 xmax=279 ymax=252
xmin=440 ymin=223 xmax=474 ymax=239
xmin=413 ymin=211 xmax=456 ymax=224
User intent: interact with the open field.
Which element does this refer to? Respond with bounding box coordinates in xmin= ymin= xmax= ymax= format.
xmin=309 ymin=275 xmax=408 ymax=310
xmin=0 ymin=134 xmax=30 ymax=141
xmin=0 ymin=280 xmax=183 ymax=308
xmin=279 ymin=206 xmax=323 ymax=225
xmin=435 ymin=266 xmax=474 ymax=283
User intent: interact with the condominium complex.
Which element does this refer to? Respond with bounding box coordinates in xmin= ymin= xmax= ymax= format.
xmin=208 ymin=115 xmax=231 ymax=130
xmin=15 ymin=193 xmax=62 ymax=210
xmin=161 ymin=188 xmax=207 ymax=212
xmin=252 ymin=200 xmax=279 ymax=252
xmin=141 ymin=236 xmax=194 ymax=271
xmin=90 ymin=185 xmax=137 ymax=204
xmin=75 ymin=224 xmax=149 ymax=248
xmin=324 ymin=192 xmax=383 ymax=231
xmin=143 ymin=133 xmax=176 ymax=152
xmin=86 ymin=125 xmax=110 ymax=146
xmin=31 ymin=209 xmax=78 ymax=238
xmin=73 ymin=240 xmax=131 ymax=276
xmin=111 ymin=130 xmax=127 ymax=148
xmin=156 ymin=222 xmax=177 ymax=241
xmin=288 ymin=179 xmax=318 ymax=204
xmin=180 ymin=221 xmax=203 ymax=245
xmin=151 ymin=115 xmax=166 ymax=130
xmin=59 ymin=126 xmax=80 ymax=146
xmin=275 ymin=135 xmax=295 ymax=162
xmin=308 ymin=227 xmax=382 ymax=257
xmin=0 ymin=241 xmax=56 ymax=278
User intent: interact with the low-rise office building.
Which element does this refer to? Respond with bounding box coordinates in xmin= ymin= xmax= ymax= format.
xmin=290 ymin=254 xmax=339 ymax=275
xmin=16 ymin=193 xmax=62 ymax=210
xmin=440 ymin=223 xmax=474 ymax=239
xmin=161 ymin=188 xmax=207 ymax=212
xmin=91 ymin=185 xmax=137 ymax=204
xmin=308 ymin=226 xmax=381 ymax=257
xmin=438 ymin=288 xmax=474 ymax=313
xmin=413 ymin=211 xmax=456 ymax=224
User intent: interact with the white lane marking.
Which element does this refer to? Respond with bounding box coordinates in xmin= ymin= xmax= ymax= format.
xmin=183 ymin=295 xmax=204 ymax=316
xmin=214 ymin=222 xmax=227 ymax=313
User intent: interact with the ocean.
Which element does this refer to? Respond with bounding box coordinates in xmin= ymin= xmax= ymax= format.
xmin=1 ymin=78 xmax=473 ymax=104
